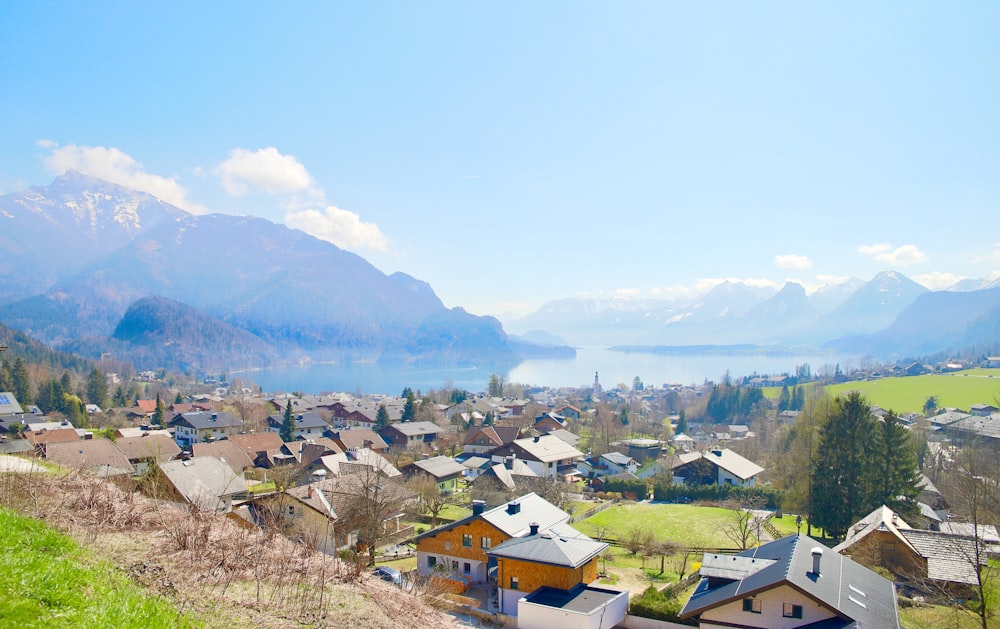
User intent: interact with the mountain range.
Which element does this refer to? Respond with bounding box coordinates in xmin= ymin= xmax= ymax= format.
xmin=1 ymin=173 xmax=998 ymax=374
xmin=0 ymin=173 xmax=530 ymax=373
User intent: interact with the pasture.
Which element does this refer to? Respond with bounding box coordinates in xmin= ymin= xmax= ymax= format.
xmin=764 ymin=369 xmax=1000 ymax=415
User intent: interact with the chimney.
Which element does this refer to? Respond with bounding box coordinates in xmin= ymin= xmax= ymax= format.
xmin=811 ymin=547 xmax=823 ymax=575
xmin=529 ymin=522 xmax=539 ymax=536
xmin=472 ymin=500 xmax=486 ymax=516
xmin=533 ymin=435 xmax=540 ymax=443
xmin=507 ymin=501 xmax=521 ymax=515
xmin=211 ymin=413 xmax=218 ymax=421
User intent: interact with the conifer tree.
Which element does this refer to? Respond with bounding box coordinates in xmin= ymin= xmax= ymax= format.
xmin=810 ymin=391 xmax=877 ymax=538
xmin=152 ymin=393 xmax=165 ymax=425
xmin=375 ymin=404 xmax=390 ymax=430
xmin=12 ymin=357 xmax=30 ymax=405
xmin=280 ymin=400 xmax=295 ymax=442
xmin=401 ymin=391 xmax=416 ymax=423
xmin=873 ymin=411 xmax=921 ymax=522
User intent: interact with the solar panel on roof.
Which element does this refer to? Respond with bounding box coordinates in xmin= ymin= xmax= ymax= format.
xmin=0 ymin=395 xmax=9 ymax=405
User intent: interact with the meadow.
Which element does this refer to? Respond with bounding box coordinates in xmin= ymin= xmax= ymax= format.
xmin=765 ymin=369 xmax=1000 ymax=415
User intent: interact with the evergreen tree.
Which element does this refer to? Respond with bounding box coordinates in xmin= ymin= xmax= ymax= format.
xmin=791 ymin=385 xmax=805 ymax=411
xmin=401 ymin=390 xmax=416 ymax=422
xmin=279 ymin=400 xmax=295 ymax=442
xmin=174 ymin=392 xmax=184 ymax=404
xmin=0 ymin=359 xmax=11 ymax=392
xmin=483 ymin=411 xmax=494 ymax=426
xmin=86 ymin=367 xmax=110 ymax=409
xmin=810 ymin=392 xmax=878 ymax=538
xmin=152 ymin=393 xmax=165 ymax=425
xmin=620 ymin=407 xmax=629 ymax=425
xmin=375 ymin=404 xmax=390 ymax=430
xmin=12 ymin=357 xmax=30 ymax=405
xmin=873 ymin=411 xmax=922 ymax=522
xmin=676 ymin=410 xmax=687 ymax=435
xmin=487 ymin=373 xmax=505 ymax=397
xmin=113 ymin=386 xmax=127 ymax=407
xmin=778 ymin=385 xmax=791 ymax=412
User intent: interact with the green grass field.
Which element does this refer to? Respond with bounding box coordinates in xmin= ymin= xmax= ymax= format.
xmin=575 ymin=503 xmax=741 ymax=548
xmin=763 ymin=369 xmax=1000 ymax=415
xmin=0 ymin=508 xmax=197 ymax=628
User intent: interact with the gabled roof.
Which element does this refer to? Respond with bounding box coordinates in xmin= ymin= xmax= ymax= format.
xmin=135 ymin=399 xmax=158 ymax=414
xmin=832 ymin=505 xmax=916 ymax=555
xmin=384 ymin=421 xmax=443 ymax=437
xmin=601 ymin=451 xmax=635 ymax=466
xmin=169 ymin=411 xmax=243 ymax=430
xmin=0 ymin=392 xmax=24 ymax=415
xmin=332 ymin=428 xmax=387 ymax=451
xmin=898 ymin=529 xmax=985 ymax=585
xmin=158 ymin=456 xmax=248 ymax=511
xmin=703 ymin=448 xmax=764 ymax=480
xmin=319 ymin=448 xmax=401 ymax=478
xmin=115 ymin=434 xmax=181 ymax=463
xmin=406 ymin=455 xmax=466 ymax=480
xmin=192 ymin=440 xmax=255 ymax=472
xmin=45 ymin=438 xmax=134 ymax=475
xmin=512 ymin=434 xmax=584 ymax=463
xmin=267 ymin=410 xmax=329 ymax=430
xmin=546 ymin=428 xmax=581 ymax=448
xmin=414 ymin=492 xmax=570 ymax=542
xmin=226 ymin=431 xmax=285 ymax=455
xmin=681 ymin=534 xmax=900 ymax=628
xmin=488 ymin=526 xmax=605 ymax=568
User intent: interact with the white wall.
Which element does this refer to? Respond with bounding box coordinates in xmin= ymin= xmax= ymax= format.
xmin=699 ymin=584 xmax=834 ymax=628
xmin=517 ymin=589 xmax=628 ymax=629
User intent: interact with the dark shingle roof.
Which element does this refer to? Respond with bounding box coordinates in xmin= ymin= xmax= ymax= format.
xmin=680 ymin=534 xmax=900 ymax=628
xmin=170 ymin=411 xmax=243 ymax=430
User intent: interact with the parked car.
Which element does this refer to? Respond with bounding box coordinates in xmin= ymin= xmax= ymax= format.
xmin=373 ymin=566 xmax=402 ymax=585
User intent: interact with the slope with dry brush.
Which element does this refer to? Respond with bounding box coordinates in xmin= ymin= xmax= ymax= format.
xmin=0 ymin=465 xmax=469 ymax=628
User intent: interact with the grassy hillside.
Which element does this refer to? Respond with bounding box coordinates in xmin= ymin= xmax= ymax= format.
xmin=763 ymin=369 xmax=1000 ymax=415
xmin=0 ymin=507 xmax=195 ymax=628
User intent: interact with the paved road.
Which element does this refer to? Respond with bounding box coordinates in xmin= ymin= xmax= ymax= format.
xmin=0 ymin=455 xmax=45 ymax=473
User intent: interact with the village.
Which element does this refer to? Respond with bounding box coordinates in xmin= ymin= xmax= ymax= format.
xmin=1 ymin=361 xmax=999 ymax=629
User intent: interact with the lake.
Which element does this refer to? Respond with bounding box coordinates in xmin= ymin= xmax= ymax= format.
xmin=242 ymin=347 xmax=857 ymax=395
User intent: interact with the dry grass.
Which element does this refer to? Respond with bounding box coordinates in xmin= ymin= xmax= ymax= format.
xmin=0 ymin=468 xmax=465 ymax=628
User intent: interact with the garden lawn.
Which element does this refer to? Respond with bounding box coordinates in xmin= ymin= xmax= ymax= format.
xmin=0 ymin=507 xmax=197 ymax=628
xmin=574 ymin=503 xmax=740 ymax=548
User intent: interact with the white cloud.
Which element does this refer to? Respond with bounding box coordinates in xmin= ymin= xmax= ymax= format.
xmin=858 ymin=243 xmax=926 ymax=266
xmin=614 ymin=288 xmax=642 ymax=298
xmin=42 ymin=143 xmax=207 ymax=213
xmin=214 ymin=147 xmax=315 ymax=196
xmin=35 ymin=138 xmax=58 ymax=149
xmin=914 ymin=271 xmax=961 ymax=290
xmin=774 ymin=254 xmax=812 ymax=270
xmin=972 ymin=244 xmax=1000 ymax=265
xmin=285 ymin=205 xmax=389 ymax=252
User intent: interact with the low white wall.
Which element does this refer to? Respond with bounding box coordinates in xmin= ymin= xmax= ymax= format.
xmin=618 ymin=613 xmax=693 ymax=629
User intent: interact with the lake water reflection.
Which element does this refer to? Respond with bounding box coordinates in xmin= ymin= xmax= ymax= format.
xmin=245 ymin=347 xmax=856 ymax=395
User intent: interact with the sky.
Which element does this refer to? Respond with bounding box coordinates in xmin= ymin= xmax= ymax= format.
xmin=2 ymin=2 xmax=999 ymax=322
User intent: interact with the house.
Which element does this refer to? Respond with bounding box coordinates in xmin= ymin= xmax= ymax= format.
xmin=114 ymin=433 xmax=181 ymax=474
xmin=553 ymin=404 xmax=582 ymax=421
xmin=318 ymin=447 xmax=401 ymax=479
xmin=545 ymin=429 xmax=581 ymax=450
xmin=501 ymin=435 xmax=585 ymax=480
xmin=673 ymin=433 xmax=696 ymax=452
xmin=0 ymin=391 xmax=24 ymax=416
xmin=970 ymin=403 xmax=999 ymax=417
xmin=169 ymin=411 xmax=244 ymax=447
xmin=330 ymin=428 xmax=389 ymax=453
xmin=462 ymin=425 xmax=522 ymax=455
xmin=488 ymin=523 xmax=626 ymax=626
xmin=156 ymin=456 xmax=248 ymax=513
xmin=598 ymin=451 xmax=638 ymax=476
xmin=265 ymin=477 xmax=356 ymax=553
xmin=833 ymin=505 xmax=987 ymax=593
xmin=44 ymin=438 xmax=134 ymax=477
xmin=266 ymin=411 xmax=329 ymax=440
xmin=532 ymin=413 xmax=567 ymax=434
xmin=227 ymin=431 xmax=286 ymax=465
xmin=415 ymin=493 xmax=572 ymax=584
xmin=670 ymin=448 xmax=764 ymax=487
xmin=192 ymin=440 xmax=255 ymax=475
xmin=680 ymin=534 xmax=901 ymax=628
xmin=402 ymin=455 xmax=466 ymax=493
xmin=944 ymin=413 xmax=1000 ymax=445
xmin=379 ymin=421 xmax=444 ymax=449
xmin=614 ymin=437 xmax=665 ymax=463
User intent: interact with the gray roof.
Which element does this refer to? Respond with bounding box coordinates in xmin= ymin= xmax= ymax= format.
xmin=386 ymin=421 xmax=443 ymax=437
xmin=546 ymin=428 xmax=581 ymax=448
xmin=681 ymin=534 xmax=900 ymax=628
xmin=268 ymin=411 xmax=329 ymax=430
xmin=929 ymin=410 xmax=970 ymax=426
xmin=898 ymin=529 xmax=985 ymax=585
xmin=170 ymin=411 xmax=243 ymax=430
xmin=512 ymin=434 xmax=584 ymax=464
xmin=522 ymin=585 xmax=625 ymax=615
xmin=45 ymin=439 xmax=134 ymax=476
xmin=947 ymin=414 xmax=1000 ymax=440
xmin=407 ymin=455 xmax=465 ymax=480
xmin=832 ymin=505 xmax=915 ymax=555
xmin=158 ymin=456 xmax=248 ymax=511
xmin=0 ymin=392 xmax=24 ymax=416
xmin=414 ymin=492 xmax=570 ymax=542
xmin=601 ymin=451 xmax=635 ymax=466
xmin=115 ymin=434 xmax=182 ymax=463
xmin=488 ymin=526 xmax=605 ymax=568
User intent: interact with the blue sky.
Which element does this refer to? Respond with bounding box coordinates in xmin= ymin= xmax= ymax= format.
xmin=2 ymin=2 xmax=999 ymax=320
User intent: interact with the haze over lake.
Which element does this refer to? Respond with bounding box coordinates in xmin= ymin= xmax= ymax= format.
xmin=246 ymin=347 xmax=857 ymax=395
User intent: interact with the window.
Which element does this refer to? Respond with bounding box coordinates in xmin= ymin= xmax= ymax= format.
xmin=783 ymin=603 xmax=803 ymax=619
xmin=427 ymin=556 xmax=437 ymax=568
xmin=481 ymin=537 xmax=491 ymax=549
xmin=451 ymin=561 xmax=458 ymax=572
xmin=463 ymin=562 xmax=471 ymax=574
xmin=510 ymin=576 xmax=519 ymax=590
xmin=462 ymin=534 xmax=473 ymax=547
xmin=742 ymin=598 xmax=761 ymax=614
